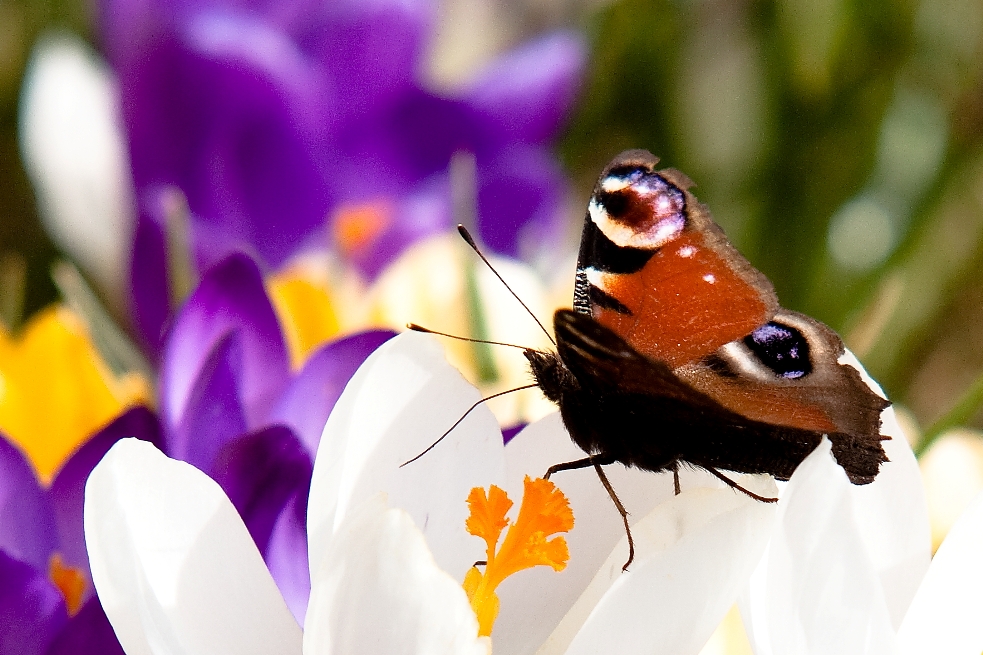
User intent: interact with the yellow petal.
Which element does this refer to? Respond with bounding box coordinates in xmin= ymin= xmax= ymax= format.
xmin=698 ymin=604 xmax=754 ymax=655
xmin=268 ymin=272 xmax=340 ymax=369
xmin=0 ymin=306 xmax=149 ymax=484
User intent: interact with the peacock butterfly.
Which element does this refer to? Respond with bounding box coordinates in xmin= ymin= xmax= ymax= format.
xmin=524 ymin=149 xmax=889 ymax=508
xmin=409 ymin=149 xmax=890 ymax=568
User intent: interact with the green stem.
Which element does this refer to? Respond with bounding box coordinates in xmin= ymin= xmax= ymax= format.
xmin=0 ymin=253 xmax=26 ymax=333
xmin=466 ymin=258 xmax=499 ymax=385
xmin=51 ymin=261 xmax=152 ymax=379
xmin=917 ymin=368 xmax=983 ymax=457
xmin=162 ymin=187 xmax=198 ymax=307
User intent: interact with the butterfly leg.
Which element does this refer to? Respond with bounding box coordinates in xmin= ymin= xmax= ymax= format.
xmin=543 ymin=457 xmax=596 ymax=479
xmin=670 ymin=462 xmax=681 ymax=495
xmin=706 ymin=467 xmax=778 ymax=503
xmin=543 ymin=456 xmax=634 ymax=569
xmin=591 ymin=461 xmax=635 ymax=571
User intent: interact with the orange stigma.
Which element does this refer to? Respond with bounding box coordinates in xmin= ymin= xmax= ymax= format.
xmin=462 ymin=476 xmax=574 ymax=637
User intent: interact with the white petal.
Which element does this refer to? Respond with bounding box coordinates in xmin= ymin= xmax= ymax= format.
xmin=741 ymin=439 xmax=897 ymax=655
xmin=304 ymin=495 xmax=489 ymax=655
xmin=539 ymin=480 xmax=777 ymax=655
xmin=840 ymin=351 xmax=931 ymax=627
xmin=848 ymin=406 xmax=931 ymax=628
xmin=897 ymin=490 xmax=983 ymax=655
xmin=307 ymin=332 xmax=505 ymax=584
xmin=19 ymin=33 xmax=133 ymax=300
xmin=84 ymin=439 xmax=302 ymax=655
xmin=493 ymin=413 xmax=734 ymax=655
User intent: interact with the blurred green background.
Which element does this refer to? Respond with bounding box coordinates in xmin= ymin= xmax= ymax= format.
xmin=3 ymin=0 xmax=983 ymax=442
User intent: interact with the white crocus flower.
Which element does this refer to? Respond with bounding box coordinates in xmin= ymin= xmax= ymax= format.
xmin=85 ymin=332 xmax=781 ymax=654
xmin=740 ymin=355 xmax=983 ymax=655
xmin=19 ymin=32 xmax=134 ymax=302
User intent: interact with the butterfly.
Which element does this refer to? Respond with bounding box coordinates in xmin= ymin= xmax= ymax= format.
xmin=524 ymin=149 xmax=889 ymax=513
xmin=409 ymin=149 xmax=890 ymax=568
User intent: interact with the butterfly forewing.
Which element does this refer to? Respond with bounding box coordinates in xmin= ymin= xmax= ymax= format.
xmin=575 ymin=150 xmax=779 ymax=368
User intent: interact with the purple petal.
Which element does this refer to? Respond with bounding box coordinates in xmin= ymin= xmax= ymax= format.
xmin=119 ymin=13 xmax=334 ymax=269
xmin=476 ymin=146 xmax=569 ymax=258
xmin=0 ymin=435 xmax=57 ymax=572
xmin=464 ymin=30 xmax=585 ymax=145
xmin=96 ymin=0 xmax=163 ymax=67
xmin=170 ymin=331 xmax=248 ymax=472
xmin=334 ymin=89 xmax=482 ymax=196
xmin=161 ymin=252 xmax=289 ymax=431
xmin=0 ymin=552 xmax=67 ymax=655
xmin=269 ymin=330 xmax=396 ymax=454
xmin=265 ymin=492 xmax=310 ymax=626
xmin=128 ymin=192 xmax=170 ymax=358
xmin=48 ymin=407 xmax=163 ymax=580
xmin=208 ymin=425 xmax=312 ymax=555
xmin=299 ymin=0 xmax=434 ymax=121
xmin=44 ymin=597 xmax=124 ymax=655
xmin=501 ymin=423 xmax=526 ymax=446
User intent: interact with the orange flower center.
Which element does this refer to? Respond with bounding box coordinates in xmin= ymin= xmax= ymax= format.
xmin=463 ymin=476 xmax=574 ymax=637
xmin=49 ymin=553 xmax=86 ymax=616
xmin=333 ymin=201 xmax=392 ymax=258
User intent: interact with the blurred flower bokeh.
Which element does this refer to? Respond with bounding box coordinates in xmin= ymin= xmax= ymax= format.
xmin=5 ymin=0 xmax=983 ymax=651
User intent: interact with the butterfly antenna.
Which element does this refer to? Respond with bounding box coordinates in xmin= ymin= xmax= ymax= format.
xmin=457 ymin=225 xmax=556 ymax=347
xmin=406 ymin=323 xmax=546 ymax=353
xmin=400 ymin=383 xmax=538 ymax=467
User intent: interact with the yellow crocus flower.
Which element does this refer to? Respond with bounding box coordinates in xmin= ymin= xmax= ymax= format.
xmin=0 ymin=305 xmax=149 ymax=484
xmin=267 ymin=272 xmax=341 ymax=370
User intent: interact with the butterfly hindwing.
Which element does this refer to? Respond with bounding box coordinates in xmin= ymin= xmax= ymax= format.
xmin=532 ymin=310 xmax=817 ymax=479
xmin=540 ymin=310 xmax=887 ymax=484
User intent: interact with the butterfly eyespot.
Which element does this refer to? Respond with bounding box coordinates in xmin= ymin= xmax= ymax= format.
xmin=743 ymin=322 xmax=812 ymax=379
xmin=588 ymin=172 xmax=688 ymax=250
xmin=597 ymin=190 xmax=630 ymax=217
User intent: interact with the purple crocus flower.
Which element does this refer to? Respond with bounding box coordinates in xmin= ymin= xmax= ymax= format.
xmin=99 ymin=0 xmax=584 ymax=353
xmin=0 ymin=407 xmax=161 ymax=655
xmin=157 ymin=251 xmax=395 ymax=621
xmin=0 ymin=251 xmax=390 ymax=649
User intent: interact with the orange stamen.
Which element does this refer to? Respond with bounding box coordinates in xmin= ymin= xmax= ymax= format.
xmin=463 ymin=476 xmax=574 ymax=636
xmin=333 ymin=201 xmax=392 ymax=257
xmin=49 ymin=553 xmax=86 ymax=616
